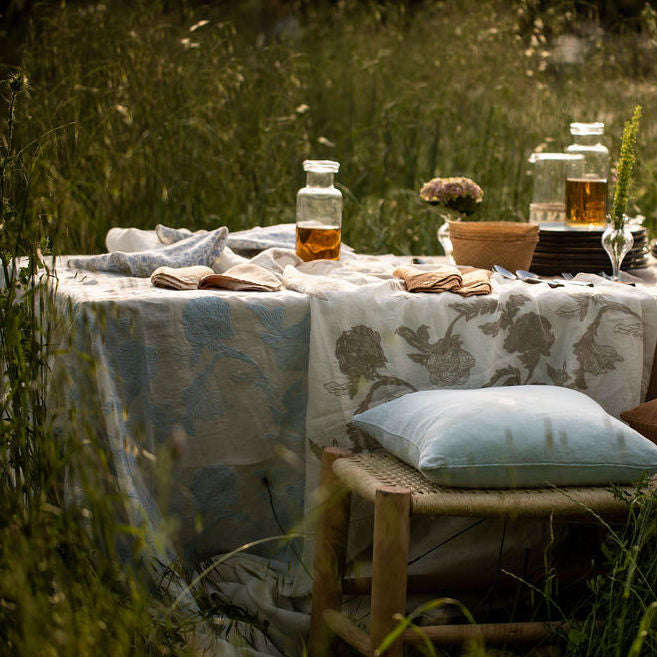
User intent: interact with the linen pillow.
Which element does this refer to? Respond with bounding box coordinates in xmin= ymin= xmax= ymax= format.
xmin=350 ymin=386 xmax=657 ymax=489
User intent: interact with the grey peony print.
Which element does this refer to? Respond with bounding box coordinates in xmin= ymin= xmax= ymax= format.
xmin=324 ymin=324 xmax=417 ymax=449
xmin=502 ymin=311 xmax=555 ymax=379
xmin=334 ymin=325 xmax=388 ymax=397
xmin=396 ymin=326 xmax=475 ymax=386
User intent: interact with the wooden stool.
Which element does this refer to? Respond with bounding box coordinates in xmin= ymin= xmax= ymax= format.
xmin=308 ymin=448 xmax=635 ymax=657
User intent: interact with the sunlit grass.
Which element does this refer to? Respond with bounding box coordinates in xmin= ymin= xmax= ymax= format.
xmin=13 ymin=0 xmax=657 ymax=257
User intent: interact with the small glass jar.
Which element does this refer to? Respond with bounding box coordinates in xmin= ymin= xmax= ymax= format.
xmin=295 ymin=160 xmax=342 ymax=261
xmin=528 ymin=152 xmax=584 ymax=225
xmin=565 ymin=122 xmax=610 ymax=229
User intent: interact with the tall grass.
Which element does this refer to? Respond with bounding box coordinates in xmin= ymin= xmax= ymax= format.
xmin=558 ymin=483 xmax=657 ymax=656
xmin=11 ymin=0 xmax=657 ymax=257
xmin=0 ymin=71 xmax=196 ymax=656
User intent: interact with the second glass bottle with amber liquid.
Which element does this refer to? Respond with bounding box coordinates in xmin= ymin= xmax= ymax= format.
xmin=295 ymin=160 xmax=342 ymax=261
xmin=565 ymin=122 xmax=609 ymax=229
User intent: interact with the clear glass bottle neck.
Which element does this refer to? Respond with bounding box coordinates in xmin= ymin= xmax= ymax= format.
xmin=306 ymin=171 xmax=335 ymax=187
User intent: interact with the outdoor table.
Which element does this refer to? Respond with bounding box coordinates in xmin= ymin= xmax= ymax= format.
xmin=51 ymin=253 xmax=657 ymax=601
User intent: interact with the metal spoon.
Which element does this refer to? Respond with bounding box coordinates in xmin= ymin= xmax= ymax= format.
xmin=516 ymin=269 xmax=565 ymax=287
xmin=515 ymin=270 xmax=564 ymax=287
xmin=492 ymin=264 xmax=517 ymax=280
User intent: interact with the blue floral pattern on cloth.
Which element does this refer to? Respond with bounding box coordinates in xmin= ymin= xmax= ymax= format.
xmin=155 ymin=223 xmax=297 ymax=252
xmin=67 ymin=227 xmax=228 ymax=276
xmin=248 ymin=303 xmax=310 ymax=372
xmin=155 ymin=224 xmax=200 ymax=245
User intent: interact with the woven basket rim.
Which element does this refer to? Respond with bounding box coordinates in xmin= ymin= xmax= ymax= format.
xmin=450 ymin=235 xmax=539 ymax=244
xmin=448 ymin=222 xmax=539 ymax=238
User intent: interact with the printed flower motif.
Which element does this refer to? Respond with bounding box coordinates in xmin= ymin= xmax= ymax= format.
xmin=397 ymin=325 xmax=475 ymax=386
xmin=335 ymin=325 xmax=387 ymax=382
xmin=503 ymin=311 xmax=554 ymax=374
xmin=573 ymin=331 xmax=622 ymax=388
xmin=419 ymin=176 xmax=484 ymax=215
xmin=425 ymin=334 xmax=475 ymax=385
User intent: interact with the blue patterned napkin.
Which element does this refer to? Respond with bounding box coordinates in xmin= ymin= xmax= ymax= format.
xmin=68 ymin=227 xmax=228 ymax=276
xmin=156 ymin=223 xmax=297 ymax=252
xmin=155 ymin=224 xmax=202 ymax=245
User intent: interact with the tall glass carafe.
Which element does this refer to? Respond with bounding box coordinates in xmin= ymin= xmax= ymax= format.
xmin=295 ymin=160 xmax=342 ymax=261
xmin=565 ymin=122 xmax=609 ymax=229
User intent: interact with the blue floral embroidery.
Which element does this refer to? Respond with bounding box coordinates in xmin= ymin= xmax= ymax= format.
xmin=183 ymin=297 xmax=234 ymax=363
xmin=247 ymin=303 xmax=310 ymax=371
xmin=189 ymin=464 xmax=239 ymax=519
xmin=181 ymin=297 xmax=267 ymax=434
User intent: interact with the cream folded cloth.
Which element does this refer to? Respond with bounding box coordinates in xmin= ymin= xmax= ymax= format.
xmin=392 ymin=265 xmax=462 ymax=292
xmin=151 ymin=265 xmax=214 ymax=290
xmin=393 ymin=265 xmax=491 ymax=296
xmin=151 ymin=263 xmax=282 ymax=292
xmin=199 ymin=263 xmax=281 ymax=292
xmin=458 ymin=268 xmax=492 ymax=296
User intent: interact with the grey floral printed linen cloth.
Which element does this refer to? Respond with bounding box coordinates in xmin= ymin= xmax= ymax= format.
xmin=296 ymin=270 xmax=657 ymax=594
xmin=68 ymin=227 xmax=229 ymax=276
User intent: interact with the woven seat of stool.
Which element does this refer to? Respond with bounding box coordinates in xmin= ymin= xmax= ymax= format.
xmin=333 ymin=450 xmax=637 ymax=518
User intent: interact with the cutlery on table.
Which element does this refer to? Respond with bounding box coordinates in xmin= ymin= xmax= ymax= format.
xmin=514 ymin=269 xmax=564 ymax=287
xmin=516 ymin=269 xmax=594 ymax=287
xmin=562 ymin=271 xmax=635 ymax=287
xmin=493 ymin=265 xmax=559 ymax=287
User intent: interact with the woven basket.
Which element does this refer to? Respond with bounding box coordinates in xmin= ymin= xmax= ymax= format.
xmin=449 ymin=221 xmax=539 ymax=271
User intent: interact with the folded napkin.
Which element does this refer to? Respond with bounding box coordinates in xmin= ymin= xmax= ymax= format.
xmin=457 ymin=268 xmax=492 ymax=296
xmin=155 ymin=223 xmax=297 ymax=253
xmin=199 ymin=263 xmax=281 ymax=292
xmin=155 ymin=224 xmax=204 ymax=245
xmin=151 ymin=265 xmax=214 ymax=290
xmin=68 ymin=227 xmax=228 ymax=277
xmin=393 ymin=265 xmax=491 ymax=296
xmin=392 ymin=265 xmax=462 ymax=292
xmin=225 ymin=223 xmax=297 ymax=252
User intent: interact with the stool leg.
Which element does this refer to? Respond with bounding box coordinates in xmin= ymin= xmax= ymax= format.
xmin=370 ymin=486 xmax=411 ymax=657
xmin=308 ymin=447 xmax=352 ymax=657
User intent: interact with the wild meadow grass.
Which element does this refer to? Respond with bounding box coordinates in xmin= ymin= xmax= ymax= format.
xmin=3 ymin=1 xmax=657 ymax=655
xmin=1 ymin=72 xmax=195 ymax=656
xmin=11 ymin=0 xmax=657 ymax=257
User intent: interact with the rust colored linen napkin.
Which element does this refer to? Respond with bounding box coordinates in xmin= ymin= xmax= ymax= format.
xmin=392 ymin=265 xmax=462 ymax=292
xmin=455 ymin=268 xmax=492 ymax=296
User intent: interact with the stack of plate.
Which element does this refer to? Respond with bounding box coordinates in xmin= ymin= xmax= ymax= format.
xmin=530 ymin=223 xmax=649 ymax=275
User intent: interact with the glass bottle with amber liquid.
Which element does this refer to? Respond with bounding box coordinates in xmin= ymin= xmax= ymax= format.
xmin=565 ymin=122 xmax=609 ymax=229
xmin=295 ymin=160 xmax=342 ymax=261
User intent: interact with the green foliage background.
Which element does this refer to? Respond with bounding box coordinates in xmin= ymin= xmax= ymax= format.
xmin=10 ymin=0 xmax=657 ymax=257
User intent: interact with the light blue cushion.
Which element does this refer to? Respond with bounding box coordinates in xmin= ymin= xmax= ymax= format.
xmin=350 ymin=386 xmax=657 ymax=488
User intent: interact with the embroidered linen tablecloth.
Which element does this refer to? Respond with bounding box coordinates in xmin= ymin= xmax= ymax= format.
xmin=52 ymin=264 xmax=311 ymax=567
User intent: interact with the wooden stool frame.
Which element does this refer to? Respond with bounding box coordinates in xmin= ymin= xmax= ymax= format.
xmin=308 ymin=448 xmax=635 ymax=657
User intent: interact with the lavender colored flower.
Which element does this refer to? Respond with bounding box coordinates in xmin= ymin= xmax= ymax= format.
xmin=419 ymin=176 xmax=484 ymax=215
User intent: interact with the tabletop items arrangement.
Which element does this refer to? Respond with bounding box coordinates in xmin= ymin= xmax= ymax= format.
xmin=422 ymin=105 xmax=646 ymax=281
